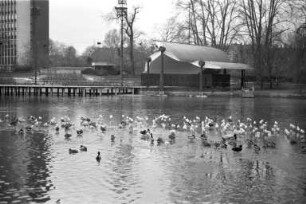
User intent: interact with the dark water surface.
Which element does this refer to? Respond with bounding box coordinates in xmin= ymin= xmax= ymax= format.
xmin=0 ymin=96 xmax=306 ymax=204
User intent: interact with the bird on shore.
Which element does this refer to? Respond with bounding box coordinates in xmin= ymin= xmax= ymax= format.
xmin=157 ymin=137 xmax=164 ymax=145
xmin=96 ymin=151 xmax=101 ymax=162
xmin=76 ymin=129 xmax=83 ymax=135
xmin=25 ymin=126 xmax=33 ymax=133
xmin=140 ymin=129 xmax=151 ymax=140
xmin=100 ymin=125 xmax=106 ymax=132
xmin=65 ymin=133 xmax=72 ymax=139
xmin=150 ymin=133 xmax=154 ymax=145
xmin=188 ymin=134 xmax=196 ymax=142
xmin=253 ymin=143 xmax=261 ymax=151
xmin=168 ymin=130 xmax=176 ymax=140
xmin=18 ymin=128 xmax=25 ymax=135
xmin=111 ymin=135 xmax=115 ymax=142
xmin=202 ymin=140 xmax=211 ymax=147
xmin=232 ymin=145 xmax=243 ymax=152
xmin=140 ymin=129 xmax=150 ymax=135
xmin=80 ymin=145 xmax=87 ymax=151
xmin=55 ymin=126 xmax=60 ymax=134
xmin=200 ymin=132 xmax=207 ymax=140
xmin=10 ymin=118 xmax=19 ymax=126
xmin=69 ymin=148 xmax=78 ymax=154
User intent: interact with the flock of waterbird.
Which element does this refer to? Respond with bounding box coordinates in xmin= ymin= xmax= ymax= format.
xmin=1 ymin=113 xmax=306 ymax=162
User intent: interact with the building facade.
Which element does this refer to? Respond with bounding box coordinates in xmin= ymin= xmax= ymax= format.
xmin=0 ymin=0 xmax=49 ymax=71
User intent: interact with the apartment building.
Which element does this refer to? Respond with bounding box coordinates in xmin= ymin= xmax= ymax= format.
xmin=0 ymin=0 xmax=49 ymax=71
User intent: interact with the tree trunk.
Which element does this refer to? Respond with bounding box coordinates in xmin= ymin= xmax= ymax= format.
xmin=130 ymin=37 xmax=135 ymax=75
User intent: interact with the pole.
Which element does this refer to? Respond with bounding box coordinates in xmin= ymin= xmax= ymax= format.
xmin=146 ymin=58 xmax=151 ymax=87
xmin=120 ymin=11 xmax=124 ymax=86
xmin=115 ymin=1 xmax=127 ymax=86
xmin=159 ymin=46 xmax=166 ymax=93
xmin=199 ymin=61 xmax=205 ymax=92
xmin=241 ymin=70 xmax=245 ymax=89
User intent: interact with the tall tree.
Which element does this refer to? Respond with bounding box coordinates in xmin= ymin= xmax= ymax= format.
xmin=104 ymin=29 xmax=120 ymax=48
xmin=124 ymin=6 xmax=141 ymax=75
xmin=239 ymin=0 xmax=293 ymax=88
xmin=64 ymin=46 xmax=77 ymax=66
xmin=173 ymin=0 xmax=241 ymax=50
xmin=104 ymin=6 xmax=142 ymax=75
xmin=156 ymin=16 xmax=186 ymax=43
xmin=49 ymin=39 xmax=81 ymax=67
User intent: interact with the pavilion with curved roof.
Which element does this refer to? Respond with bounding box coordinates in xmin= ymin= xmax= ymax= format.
xmin=142 ymin=42 xmax=252 ymax=89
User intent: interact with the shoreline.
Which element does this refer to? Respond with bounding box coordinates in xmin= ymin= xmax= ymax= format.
xmin=139 ymin=89 xmax=306 ymax=99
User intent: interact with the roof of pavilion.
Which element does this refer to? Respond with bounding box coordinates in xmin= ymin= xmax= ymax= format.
xmin=150 ymin=42 xmax=252 ymax=70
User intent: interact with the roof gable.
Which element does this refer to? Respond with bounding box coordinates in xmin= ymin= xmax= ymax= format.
xmin=156 ymin=42 xmax=230 ymax=63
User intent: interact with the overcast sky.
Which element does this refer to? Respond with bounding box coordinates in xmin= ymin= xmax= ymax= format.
xmin=50 ymin=0 xmax=176 ymax=54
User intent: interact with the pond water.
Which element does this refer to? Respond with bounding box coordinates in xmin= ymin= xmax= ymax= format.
xmin=0 ymin=96 xmax=306 ymax=204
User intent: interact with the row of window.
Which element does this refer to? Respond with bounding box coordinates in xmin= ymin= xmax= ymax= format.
xmin=0 ymin=43 xmax=16 ymax=49
xmin=0 ymin=48 xmax=17 ymax=59
xmin=0 ymin=23 xmax=17 ymax=29
xmin=0 ymin=22 xmax=16 ymax=27
xmin=0 ymin=1 xmax=17 ymax=15
xmin=0 ymin=14 xmax=17 ymax=20
xmin=0 ymin=0 xmax=17 ymax=6
xmin=0 ymin=19 xmax=17 ymax=23
xmin=0 ymin=11 xmax=17 ymax=15
xmin=0 ymin=29 xmax=17 ymax=41
xmin=0 ymin=28 xmax=17 ymax=32
xmin=0 ymin=56 xmax=17 ymax=66
xmin=0 ymin=49 xmax=16 ymax=54
xmin=0 ymin=38 xmax=17 ymax=48
xmin=0 ymin=35 xmax=17 ymax=40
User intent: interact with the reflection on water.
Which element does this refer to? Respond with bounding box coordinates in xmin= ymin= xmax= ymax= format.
xmin=0 ymin=96 xmax=306 ymax=204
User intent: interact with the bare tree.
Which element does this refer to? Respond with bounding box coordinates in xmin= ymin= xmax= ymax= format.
xmin=103 ymin=6 xmax=141 ymax=75
xmin=174 ymin=0 xmax=241 ymax=50
xmin=104 ymin=29 xmax=120 ymax=48
xmin=156 ymin=16 xmax=187 ymax=43
xmin=124 ymin=6 xmax=141 ymax=75
xmin=239 ymin=0 xmax=293 ymax=88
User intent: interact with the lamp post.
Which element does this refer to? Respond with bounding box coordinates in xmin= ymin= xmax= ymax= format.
xmin=241 ymin=70 xmax=245 ymax=89
xmin=198 ymin=61 xmax=205 ymax=92
xmin=146 ymin=57 xmax=151 ymax=87
xmin=115 ymin=0 xmax=127 ymax=86
xmin=159 ymin=46 xmax=166 ymax=93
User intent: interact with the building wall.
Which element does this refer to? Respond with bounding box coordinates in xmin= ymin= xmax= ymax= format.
xmin=16 ymin=0 xmax=31 ymax=67
xmin=32 ymin=0 xmax=49 ymax=68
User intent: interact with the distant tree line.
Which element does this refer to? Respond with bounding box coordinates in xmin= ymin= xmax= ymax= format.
xmin=49 ymin=39 xmax=86 ymax=67
xmin=49 ymin=35 xmax=153 ymax=75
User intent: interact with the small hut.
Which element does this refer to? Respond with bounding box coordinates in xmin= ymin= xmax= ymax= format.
xmin=92 ymin=62 xmax=118 ymax=75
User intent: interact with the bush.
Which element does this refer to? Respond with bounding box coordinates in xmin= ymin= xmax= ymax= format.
xmin=81 ymin=68 xmax=96 ymax=75
xmin=13 ymin=65 xmax=33 ymax=72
